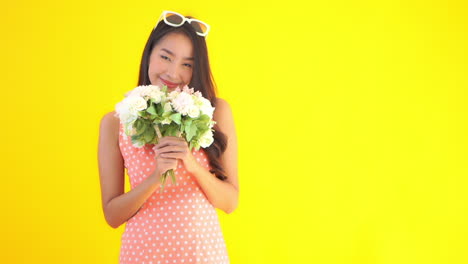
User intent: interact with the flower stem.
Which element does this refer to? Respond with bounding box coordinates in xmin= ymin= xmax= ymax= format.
xmin=154 ymin=124 xmax=162 ymax=139
xmin=159 ymin=169 xmax=177 ymax=193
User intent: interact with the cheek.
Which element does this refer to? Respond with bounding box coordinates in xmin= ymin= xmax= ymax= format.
xmin=149 ymin=60 xmax=166 ymax=76
xmin=182 ymin=70 xmax=193 ymax=84
xmin=148 ymin=71 xmax=157 ymax=85
xmin=148 ymin=64 xmax=163 ymax=83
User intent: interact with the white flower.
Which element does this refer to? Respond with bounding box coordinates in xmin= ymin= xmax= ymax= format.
xmin=193 ymin=91 xmax=202 ymax=98
xmin=120 ymin=110 xmax=138 ymax=124
xmin=187 ymin=105 xmax=200 ymax=118
xmin=147 ymin=86 xmax=165 ymax=103
xmin=199 ymin=129 xmax=214 ymax=148
xmin=182 ymin=85 xmax=195 ymax=95
xmin=126 ymin=95 xmax=148 ymax=113
xmin=168 ymin=89 xmax=180 ymax=101
xmin=115 ymin=101 xmax=138 ymax=124
xmin=208 ymin=120 xmax=216 ymax=128
xmin=150 ymin=92 xmax=163 ymax=103
xmin=126 ymin=85 xmax=164 ymax=103
xmin=171 ymin=92 xmax=195 ymax=116
xmin=123 ymin=122 xmax=136 ymax=136
xmin=126 ymin=85 xmax=146 ymax=97
xmin=194 ymin=97 xmax=214 ymax=118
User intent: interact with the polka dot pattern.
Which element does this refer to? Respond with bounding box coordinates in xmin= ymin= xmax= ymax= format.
xmin=118 ymin=122 xmax=230 ymax=264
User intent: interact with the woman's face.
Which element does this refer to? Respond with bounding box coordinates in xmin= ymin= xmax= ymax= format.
xmin=148 ymin=32 xmax=194 ymax=91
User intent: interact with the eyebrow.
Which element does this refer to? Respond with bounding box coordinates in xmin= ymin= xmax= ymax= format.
xmin=161 ymin=48 xmax=194 ymax=61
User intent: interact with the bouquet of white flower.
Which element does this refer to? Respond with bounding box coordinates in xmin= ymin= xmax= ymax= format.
xmin=115 ymin=84 xmax=216 ymax=191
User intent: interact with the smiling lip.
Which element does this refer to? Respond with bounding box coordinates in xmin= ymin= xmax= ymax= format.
xmin=160 ymin=78 xmax=179 ymax=88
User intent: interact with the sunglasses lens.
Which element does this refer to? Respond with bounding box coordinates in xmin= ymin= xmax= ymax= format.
xmin=165 ymin=13 xmax=184 ymax=25
xmin=190 ymin=21 xmax=208 ymax=35
xmin=160 ymin=11 xmax=209 ymax=37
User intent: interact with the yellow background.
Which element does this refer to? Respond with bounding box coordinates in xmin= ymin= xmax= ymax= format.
xmin=2 ymin=0 xmax=467 ymax=263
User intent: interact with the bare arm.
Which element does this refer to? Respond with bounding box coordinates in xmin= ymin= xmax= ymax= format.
xmin=98 ymin=111 xmax=163 ymax=228
xmin=190 ymin=98 xmax=239 ymax=213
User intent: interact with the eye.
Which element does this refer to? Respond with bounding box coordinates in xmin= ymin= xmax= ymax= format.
xmin=183 ymin=63 xmax=192 ymax=68
xmin=160 ymin=55 xmax=171 ymax=61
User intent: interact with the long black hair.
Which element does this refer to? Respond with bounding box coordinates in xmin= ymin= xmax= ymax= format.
xmin=137 ymin=17 xmax=228 ymax=181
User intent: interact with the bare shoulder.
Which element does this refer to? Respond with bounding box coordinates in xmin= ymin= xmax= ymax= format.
xmin=98 ymin=111 xmax=125 ymax=223
xmin=214 ymin=97 xmax=233 ymax=120
xmin=213 ymin=98 xmax=238 ymax=192
xmin=213 ymin=97 xmax=236 ymax=136
xmin=215 ymin=97 xmax=230 ymax=108
xmin=101 ymin=110 xmax=119 ymax=124
xmin=99 ymin=111 xmax=120 ymax=140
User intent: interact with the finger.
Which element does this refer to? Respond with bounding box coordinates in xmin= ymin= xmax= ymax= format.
xmin=156 ymin=157 xmax=177 ymax=164
xmin=158 ymin=136 xmax=186 ymax=143
xmin=155 ymin=139 xmax=186 ymax=149
xmin=155 ymin=149 xmax=184 ymax=159
xmin=160 ymin=152 xmax=184 ymax=159
xmin=157 ymin=145 xmax=186 ymax=154
xmin=158 ymin=136 xmax=176 ymax=142
xmin=154 ymin=141 xmax=171 ymax=150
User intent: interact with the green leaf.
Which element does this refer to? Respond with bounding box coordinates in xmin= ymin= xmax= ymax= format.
xmin=162 ymin=111 xmax=171 ymax=119
xmin=155 ymin=103 xmax=163 ymax=116
xmin=170 ymin=113 xmax=181 ymax=125
xmin=199 ymin=121 xmax=210 ymax=130
xmin=134 ymin=118 xmax=142 ymax=130
xmin=146 ymin=104 xmax=157 ymax=115
xmin=189 ymin=141 xmax=195 ymax=151
xmin=199 ymin=114 xmax=210 ymax=123
xmin=184 ymin=120 xmax=192 ymax=134
xmin=142 ymin=121 xmax=150 ymax=135
xmin=187 ymin=123 xmax=198 ymax=142
xmin=194 ymin=142 xmax=201 ymax=151
xmin=178 ymin=125 xmax=184 ymax=137
xmin=138 ymin=105 xmax=151 ymax=117
xmin=195 ymin=127 xmax=209 ymax=140
xmin=173 ymin=125 xmax=180 ymax=136
xmin=165 ymin=125 xmax=174 ymax=137
xmin=143 ymin=128 xmax=155 ymax=142
xmin=131 ymin=134 xmax=140 ymax=142
xmin=134 ymin=119 xmax=146 ymax=135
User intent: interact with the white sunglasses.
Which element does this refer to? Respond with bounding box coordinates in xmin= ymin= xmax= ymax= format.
xmin=155 ymin=10 xmax=210 ymax=38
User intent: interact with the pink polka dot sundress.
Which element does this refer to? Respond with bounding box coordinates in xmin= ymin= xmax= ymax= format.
xmin=117 ymin=121 xmax=230 ymax=264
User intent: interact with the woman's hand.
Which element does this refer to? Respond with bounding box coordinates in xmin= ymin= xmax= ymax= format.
xmin=151 ymin=144 xmax=178 ymax=181
xmin=152 ymin=136 xmax=199 ymax=174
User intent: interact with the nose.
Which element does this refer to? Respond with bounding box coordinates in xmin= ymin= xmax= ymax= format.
xmin=166 ymin=62 xmax=181 ymax=81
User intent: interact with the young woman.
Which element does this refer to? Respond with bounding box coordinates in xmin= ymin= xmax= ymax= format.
xmin=98 ymin=11 xmax=238 ymax=264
